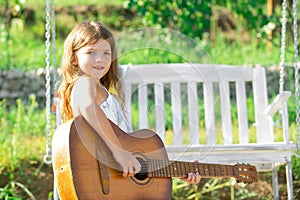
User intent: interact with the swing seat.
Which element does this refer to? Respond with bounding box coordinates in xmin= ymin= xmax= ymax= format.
xmin=121 ymin=63 xmax=297 ymax=199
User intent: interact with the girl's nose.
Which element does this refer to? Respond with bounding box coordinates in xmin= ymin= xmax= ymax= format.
xmin=96 ymin=54 xmax=103 ymax=62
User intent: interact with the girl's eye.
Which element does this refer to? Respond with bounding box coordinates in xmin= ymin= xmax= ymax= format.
xmin=104 ymin=51 xmax=111 ymax=56
xmin=87 ymin=51 xmax=95 ymax=55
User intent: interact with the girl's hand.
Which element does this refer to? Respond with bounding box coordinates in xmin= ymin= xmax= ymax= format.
xmin=180 ymin=160 xmax=201 ymax=184
xmin=112 ymin=148 xmax=141 ymax=177
xmin=180 ymin=172 xmax=201 ymax=184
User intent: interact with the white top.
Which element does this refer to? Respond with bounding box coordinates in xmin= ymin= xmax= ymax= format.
xmin=100 ymin=88 xmax=131 ymax=133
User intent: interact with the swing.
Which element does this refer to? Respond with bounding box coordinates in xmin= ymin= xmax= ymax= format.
xmin=43 ymin=0 xmax=56 ymax=165
xmin=268 ymin=0 xmax=300 ymax=198
xmin=44 ymin=0 xmax=300 ymax=200
xmin=43 ymin=0 xmax=59 ymax=199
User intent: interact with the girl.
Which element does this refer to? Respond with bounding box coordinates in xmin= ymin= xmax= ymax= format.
xmin=58 ymin=20 xmax=200 ymax=183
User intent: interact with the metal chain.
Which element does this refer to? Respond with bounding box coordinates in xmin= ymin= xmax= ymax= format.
xmin=274 ymin=0 xmax=288 ymax=129
xmin=51 ymin=0 xmax=56 ymax=72
xmin=44 ymin=0 xmax=52 ymax=164
xmin=50 ymin=0 xmax=60 ymax=129
xmin=279 ymin=0 xmax=287 ymax=94
xmin=293 ymin=0 xmax=300 ymax=152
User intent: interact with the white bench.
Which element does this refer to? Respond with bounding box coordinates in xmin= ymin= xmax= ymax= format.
xmin=120 ymin=63 xmax=297 ymax=199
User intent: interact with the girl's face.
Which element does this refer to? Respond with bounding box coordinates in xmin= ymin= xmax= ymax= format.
xmin=75 ymin=39 xmax=112 ymax=79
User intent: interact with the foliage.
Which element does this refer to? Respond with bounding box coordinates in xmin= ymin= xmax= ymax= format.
xmin=0 ymin=181 xmax=35 ymax=200
xmin=124 ymin=0 xmax=299 ymax=67
xmin=124 ymin=0 xmax=211 ymax=40
xmin=123 ymin=0 xmax=294 ymax=43
xmin=172 ymin=178 xmax=269 ymax=200
xmin=206 ymin=33 xmax=294 ymax=66
xmin=0 ymin=95 xmax=53 ymax=173
xmin=172 ymin=178 xmax=231 ymax=199
xmin=0 ymin=0 xmax=298 ymax=69
xmin=213 ymin=0 xmax=270 ymax=30
xmin=292 ymin=155 xmax=300 ymax=180
xmin=0 ymin=95 xmax=55 ymax=199
xmin=26 ymin=0 xmax=123 ymax=7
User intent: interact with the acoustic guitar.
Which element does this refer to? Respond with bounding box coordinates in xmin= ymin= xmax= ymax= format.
xmin=52 ymin=115 xmax=258 ymax=200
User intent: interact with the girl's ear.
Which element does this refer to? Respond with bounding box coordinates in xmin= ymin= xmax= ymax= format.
xmin=71 ymin=54 xmax=78 ymax=66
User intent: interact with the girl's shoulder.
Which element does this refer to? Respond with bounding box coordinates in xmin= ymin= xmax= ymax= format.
xmin=72 ymin=77 xmax=99 ymax=102
xmin=73 ymin=76 xmax=98 ymax=90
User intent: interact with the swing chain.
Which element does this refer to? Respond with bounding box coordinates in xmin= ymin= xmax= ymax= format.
xmin=293 ymin=0 xmax=300 ymax=152
xmin=279 ymin=0 xmax=287 ymax=94
xmin=274 ymin=0 xmax=287 ymax=129
xmin=51 ymin=0 xmax=57 ymax=79
xmin=44 ymin=0 xmax=55 ymax=165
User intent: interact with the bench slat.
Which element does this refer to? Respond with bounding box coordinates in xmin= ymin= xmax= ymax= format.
xmin=171 ymin=82 xmax=182 ymax=145
xmin=253 ymin=67 xmax=273 ymax=143
xmin=220 ymin=81 xmax=232 ymax=144
xmin=154 ymin=83 xmax=166 ymax=142
xmin=236 ymin=80 xmax=249 ymax=144
xmin=138 ymin=83 xmax=148 ymax=129
xmin=187 ymin=81 xmax=200 ymax=145
xmin=204 ymin=82 xmax=216 ymax=144
xmin=122 ymin=64 xmax=253 ymax=83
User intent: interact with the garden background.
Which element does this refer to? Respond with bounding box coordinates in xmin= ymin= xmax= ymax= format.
xmin=0 ymin=0 xmax=300 ymax=199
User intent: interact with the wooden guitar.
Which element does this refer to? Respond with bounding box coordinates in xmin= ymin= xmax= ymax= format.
xmin=52 ymin=115 xmax=258 ymax=200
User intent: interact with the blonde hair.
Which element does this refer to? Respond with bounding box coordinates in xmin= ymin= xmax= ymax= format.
xmin=58 ymin=20 xmax=123 ymax=122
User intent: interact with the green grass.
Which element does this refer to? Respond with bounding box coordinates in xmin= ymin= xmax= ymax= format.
xmin=207 ymin=33 xmax=296 ymax=66
xmin=25 ymin=0 xmax=123 ymax=7
xmin=1 ymin=28 xmax=296 ymax=70
xmin=0 ymin=96 xmax=54 ymax=174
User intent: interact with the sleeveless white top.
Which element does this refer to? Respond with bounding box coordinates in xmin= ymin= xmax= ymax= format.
xmin=100 ymin=88 xmax=131 ymax=133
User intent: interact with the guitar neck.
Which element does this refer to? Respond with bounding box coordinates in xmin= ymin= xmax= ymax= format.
xmin=147 ymin=160 xmax=235 ymax=179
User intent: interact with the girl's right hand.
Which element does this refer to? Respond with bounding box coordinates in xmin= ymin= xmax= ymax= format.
xmin=112 ymin=148 xmax=141 ymax=177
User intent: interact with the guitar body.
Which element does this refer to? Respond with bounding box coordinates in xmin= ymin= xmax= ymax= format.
xmin=52 ymin=115 xmax=172 ymax=200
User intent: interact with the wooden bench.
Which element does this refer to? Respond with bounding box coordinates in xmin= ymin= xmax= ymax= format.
xmin=120 ymin=63 xmax=297 ymax=199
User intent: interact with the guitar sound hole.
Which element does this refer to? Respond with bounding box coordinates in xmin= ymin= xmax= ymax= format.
xmin=134 ymin=157 xmax=148 ymax=181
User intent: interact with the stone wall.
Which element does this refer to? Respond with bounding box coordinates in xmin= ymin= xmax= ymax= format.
xmin=0 ymin=68 xmax=59 ymax=106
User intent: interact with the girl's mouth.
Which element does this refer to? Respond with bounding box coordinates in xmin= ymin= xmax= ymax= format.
xmin=93 ymin=66 xmax=104 ymax=70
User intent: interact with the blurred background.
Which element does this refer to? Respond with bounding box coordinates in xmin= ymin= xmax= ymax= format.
xmin=0 ymin=0 xmax=299 ymax=199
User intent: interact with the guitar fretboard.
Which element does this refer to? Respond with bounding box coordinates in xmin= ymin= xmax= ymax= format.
xmin=146 ymin=160 xmax=234 ymax=178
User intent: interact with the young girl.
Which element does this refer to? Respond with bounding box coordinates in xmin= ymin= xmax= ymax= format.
xmin=58 ymin=20 xmax=200 ymax=183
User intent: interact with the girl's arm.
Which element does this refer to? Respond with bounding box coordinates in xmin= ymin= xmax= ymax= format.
xmin=71 ymin=77 xmax=141 ymax=177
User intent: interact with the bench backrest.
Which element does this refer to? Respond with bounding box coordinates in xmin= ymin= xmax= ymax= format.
xmin=121 ymin=63 xmax=274 ymax=146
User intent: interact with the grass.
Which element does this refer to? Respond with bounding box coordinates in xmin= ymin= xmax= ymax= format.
xmin=26 ymin=0 xmax=123 ymax=7
xmin=1 ymin=28 xmax=296 ymax=70
xmin=0 ymin=96 xmax=54 ymax=174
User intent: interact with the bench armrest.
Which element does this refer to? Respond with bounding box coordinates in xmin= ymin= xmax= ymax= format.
xmin=264 ymin=91 xmax=291 ymax=116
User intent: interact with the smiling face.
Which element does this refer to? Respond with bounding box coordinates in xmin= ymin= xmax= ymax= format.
xmin=75 ymin=38 xmax=112 ymax=79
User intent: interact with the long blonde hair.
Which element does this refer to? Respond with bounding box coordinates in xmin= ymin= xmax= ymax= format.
xmin=58 ymin=20 xmax=123 ymax=122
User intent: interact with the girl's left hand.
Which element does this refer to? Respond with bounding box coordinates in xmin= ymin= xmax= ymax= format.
xmin=180 ymin=172 xmax=201 ymax=184
xmin=180 ymin=160 xmax=201 ymax=184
